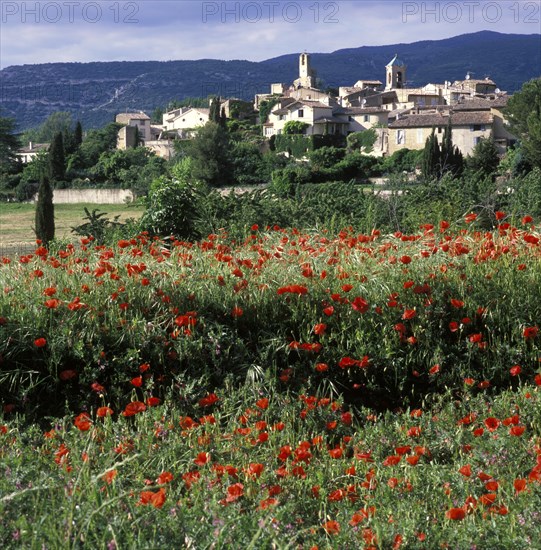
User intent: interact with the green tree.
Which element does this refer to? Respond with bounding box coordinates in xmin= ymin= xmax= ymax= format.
xmin=0 ymin=114 xmax=20 ymax=181
xmin=49 ymin=132 xmax=65 ymax=181
xmin=34 ymin=172 xmax=55 ymax=246
xmin=74 ymin=121 xmax=83 ymax=148
xmin=140 ymin=157 xmax=203 ymax=239
xmin=258 ymin=97 xmax=280 ymax=126
xmin=505 ymin=78 xmax=541 ymax=169
xmin=347 ymin=129 xmax=377 ymax=154
xmin=152 ymin=106 xmax=164 ymax=124
xmin=209 ymin=97 xmax=222 ymax=124
xmin=188 ymin=121 xmax=232 ymax=187
xmin=421 ymin=129 xmax=441 ymax=180
xmin=23 ymin=111 xmax=73 ymax=144
xmin=440 ymin=120 xmax=464 ymax=177
xmin=283 ymin=121 xmax=309 ymax=135
xmin=309 ymin=146 xmax=346 ymax=169
xmin=467 ymin=136 xmax=500 ymax=180
xmin=76 ymin=123 xmax=123 ymax=168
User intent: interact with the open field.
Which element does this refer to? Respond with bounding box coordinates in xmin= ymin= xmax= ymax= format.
xmin=1 ymin=221 xmax=540 ymax=548
xmin=0 ymin=202 xmax=145 ymax=253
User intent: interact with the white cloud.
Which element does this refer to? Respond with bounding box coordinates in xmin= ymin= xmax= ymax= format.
xmin=1 ymin=1 xmax=539 ymax=68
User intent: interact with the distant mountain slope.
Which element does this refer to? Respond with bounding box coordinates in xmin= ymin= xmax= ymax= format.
xmin=1 ymin=31 xmax=539 ymax=130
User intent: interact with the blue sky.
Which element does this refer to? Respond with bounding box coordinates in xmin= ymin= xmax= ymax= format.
xmin=1 ymin=1 xmax=539 ymax=68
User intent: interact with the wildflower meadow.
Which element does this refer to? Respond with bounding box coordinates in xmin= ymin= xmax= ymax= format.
xmin=1 ymin=213 xmax=540 ymax=549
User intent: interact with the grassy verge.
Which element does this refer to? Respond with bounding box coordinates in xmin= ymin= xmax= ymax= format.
xmin=0 ymin=202 xmax=144 ymax=249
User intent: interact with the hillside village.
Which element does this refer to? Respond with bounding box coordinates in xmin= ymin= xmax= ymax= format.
xmin=93 ymin=52 xmax=516 ymax=163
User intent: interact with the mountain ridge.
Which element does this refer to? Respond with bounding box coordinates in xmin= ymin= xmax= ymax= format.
xmin=1 ymin=31 xmax=539 ymax=130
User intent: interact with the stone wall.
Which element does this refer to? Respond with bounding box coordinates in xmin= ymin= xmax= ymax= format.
xmin=31 ymin=189 xmax=135 ymax=204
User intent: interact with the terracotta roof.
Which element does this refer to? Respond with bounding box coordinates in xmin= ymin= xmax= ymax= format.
xmin=341 ymin=107 xmax=389 ymax=115
xmin=313 ymin=116 xmax=348 ymax=124
xmin=453 ymin=96 xmax=509 ymax=111
xmin=116 ymin=112 xmax=150 ymax=123
xmin=454 ymin=78 xmax=496 ymax=86
xmin=17 ymin=143 xmax=49 ymax=154
xmin=389 ymin=110 xmax=493 ymax=128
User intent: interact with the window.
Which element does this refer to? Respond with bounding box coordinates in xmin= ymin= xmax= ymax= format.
xmin=298 ymin=109 xmax=304 ymax=118
xmin=437 ymin=127 xmax=442 ymax=134
xmin=474 ymin=136 xmax=481 ymax=146
xmin=348 ymin=115 xmax=353 ymax=122
xmin=396 ymin=130 xmax=405 ymax=144
xmin=471 ymin=124 xmax=485 ymax=132
xmin=364 ymin=115 xmax=369 ymax=122
xmin=279 ymin=114 xmax=285 ymax=120
xmin=417 ymin=128 xmax=424 ymax=144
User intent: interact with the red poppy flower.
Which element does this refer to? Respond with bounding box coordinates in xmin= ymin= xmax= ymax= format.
xmin=510 ymin=425 xmax=526 ymax=436
xmin=102 ymin=469 xmax=117 ymax=484
xmin=91 ymin=382 xmax=105 ymax=393
xmin=429 ymin=364 xmax=440 ymax=375
xmin=522 ymin=215 xmax=533 ymax=224
xmin=329 ymin=448 xmax=343 ymax=459
xmin=231 ymin=306 xmax=243 ymax=318
xmin=459 ymin=464 xmax=472 ymax=477
xmin=277 ymin=285 xmax=308 ymax=295
xmin=523 ymin=326 xmax=538 ymax=340
xmin=225 ymin=483 xmax=244 ymax=502
xmin=484 ymin=417 xmax=500 ymax=432
xmin=258 ymin=497 xmax=278 ymax=510
xmin=446 ymin=508 xmax=466 ymax=520
xmin=514 ymin=478 xmax=527 ymax=494
xmin=322 ymin=520 xmax=340 ymax=535
xmin=247 ymin=463 xmax=264 ymax=477
xmin=96 ymin=406 xmax=113 ymax=418
xmin=34 ymin=337 xmax=47 ymax=348
xmin=255 ymin=397 xmax=269 ymax=409
xmin=382 ymin=455 xmax=401 ymax=466
xmin=479 ymin=493 xmax=497 ymax=506
xmin=59 ymin=369 xmax=77 ymax=381
xmin=194 ymin=452 xmax=211 ymax=466
xmin=74 ymin=412 xmax=92 ymax=432
xmin=465 ymin=213 xmax=477 ymax=223
xmin=146 ymin=396 xmax=161 ymax=407
xmin=199 ymin=393 xmax=219 ymax=407
xmin=510 ymin=365 xmax=522 ymax=376
xmin=156 ymin=471 xmax=174 ymax=485
xmin=313 ymin=323 xmax=327 ymax=335
xmin=122 ymin=401 xmax=146 ymax=417
xmin=407 ymin=426 xmax=422 ymax=437
xmin=130 ymin=376 xmax=143 ymax=388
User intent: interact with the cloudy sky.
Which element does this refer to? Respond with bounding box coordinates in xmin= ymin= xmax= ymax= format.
xmin=1 ymin=0 xmax=539 ymax=68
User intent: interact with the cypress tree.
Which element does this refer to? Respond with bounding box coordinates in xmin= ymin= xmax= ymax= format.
xmin=35 ymin=171 xmax=55 ymax=246
xmin=220 ymin=106 xmax=227 ymax=128
xmin=49 ymin=131 xmax=65 ymax=181
xmin=74 ymin=121 xmax=83 ymax=147
xmin=440 ymin=119 xmax=463 ymax=178
xmin=421 ymin=129 xmax=440 ymax=180
xmin=209 ymin=97 xmax=221 ymax=124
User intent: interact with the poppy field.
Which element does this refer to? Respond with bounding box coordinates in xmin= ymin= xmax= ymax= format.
xmin=1 ymin=214 xmax=540 ymax=548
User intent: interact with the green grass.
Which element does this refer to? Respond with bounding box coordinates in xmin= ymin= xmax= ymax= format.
xmin=0 ymin=202 xmax=144 ymax=249
xmin=0 ymin=221 xmax=540 ymax=548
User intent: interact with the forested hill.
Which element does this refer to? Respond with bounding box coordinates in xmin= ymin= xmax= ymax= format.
xmin=1 ymin=31 xmax=539 ymax=130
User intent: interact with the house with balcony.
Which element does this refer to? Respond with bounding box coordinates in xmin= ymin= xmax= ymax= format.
xmin=15 ymin=142 xmax=49 ymax=163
